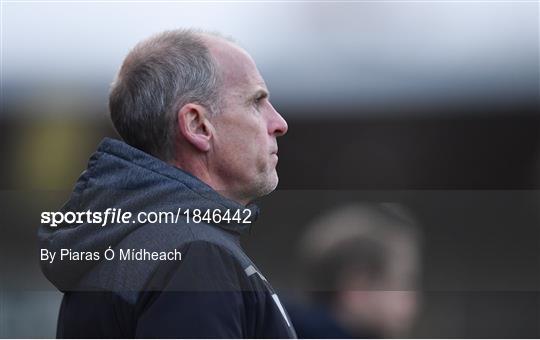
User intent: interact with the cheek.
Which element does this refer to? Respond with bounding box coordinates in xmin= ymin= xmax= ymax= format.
xmin=233 ymin=128 xmax=267 ymax=157
xmin=222 ymin=130 xmax=259 ymax=168
xmin=216 ymin=116 xmax=269 ymax=169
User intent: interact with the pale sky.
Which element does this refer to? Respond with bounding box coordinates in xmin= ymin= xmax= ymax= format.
xmin=2 ymin=1 xmax=538 ymax=112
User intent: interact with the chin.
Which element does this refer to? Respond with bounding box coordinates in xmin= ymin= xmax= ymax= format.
xmin=253 ymin=173 xmax=279 ymax=198
xmin=268 ymin=171 xmax=279 ymax=191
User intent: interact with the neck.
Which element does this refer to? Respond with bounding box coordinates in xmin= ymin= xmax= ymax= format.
xmin=172 ymin=157 xmax=250 ymax=206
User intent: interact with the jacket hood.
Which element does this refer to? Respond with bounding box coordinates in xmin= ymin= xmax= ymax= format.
xmin=38 ymin=137 xmax=259 ymax=291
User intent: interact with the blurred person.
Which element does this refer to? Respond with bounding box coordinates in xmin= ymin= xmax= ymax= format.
xmin=287 ymin=203 xmax=421 ymax=338
xmin=38 ymin=29 xmax=296 ymax=338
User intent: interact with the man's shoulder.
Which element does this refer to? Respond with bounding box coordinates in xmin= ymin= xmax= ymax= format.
xmin=79 ymin=221 xmax=248 ymax=301
xmin=116 ymin=220 xmax=243 ymax=257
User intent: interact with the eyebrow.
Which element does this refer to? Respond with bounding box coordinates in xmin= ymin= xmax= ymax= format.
xmin=243 ymin=86 xmax=270 ymax=106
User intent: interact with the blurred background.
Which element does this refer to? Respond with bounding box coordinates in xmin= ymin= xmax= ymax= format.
xmin=1 ymin=1 xmax=539 ymax=338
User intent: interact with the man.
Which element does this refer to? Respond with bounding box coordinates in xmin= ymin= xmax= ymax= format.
xmin=38 ymin=29 xmax=296 ymax=338
xmin=287 ymin=203 xmax=420 ymax=338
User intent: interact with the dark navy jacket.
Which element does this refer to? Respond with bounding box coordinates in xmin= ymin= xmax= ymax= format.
xmin=38 ymin=138 xmax=297 ymax=338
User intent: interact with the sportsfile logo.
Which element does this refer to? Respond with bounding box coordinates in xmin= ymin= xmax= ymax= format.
xmin=41 ymin=208 xmax=252 ymax=227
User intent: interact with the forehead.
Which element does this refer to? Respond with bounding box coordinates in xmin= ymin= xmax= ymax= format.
xmin=203 ymin=35 xmax=266 ymax=92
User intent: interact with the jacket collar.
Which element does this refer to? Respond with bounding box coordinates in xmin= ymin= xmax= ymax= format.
xmin=97 ymin=137 xmax=259 ymax=235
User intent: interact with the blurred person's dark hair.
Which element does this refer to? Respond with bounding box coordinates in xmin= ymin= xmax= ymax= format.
xmin=293 ymin=203 xmax=421 ymax=338
xmin=109 ymin=29 xmax=222 ymax=161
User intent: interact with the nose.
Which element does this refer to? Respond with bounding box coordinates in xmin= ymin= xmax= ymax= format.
xmin=267 ymin=102 xmax=288 ymax=137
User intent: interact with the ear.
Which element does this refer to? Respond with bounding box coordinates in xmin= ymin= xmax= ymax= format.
xmin=177 ymin=103 xmax=213 ymax=152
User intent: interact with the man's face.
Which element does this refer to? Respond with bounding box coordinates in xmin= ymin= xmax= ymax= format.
xmin=207 ymin=39 xmax=288 ymax=204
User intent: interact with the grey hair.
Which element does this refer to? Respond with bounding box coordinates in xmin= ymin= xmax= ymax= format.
xmin=109 ymin=29 xmax=221 ymax=161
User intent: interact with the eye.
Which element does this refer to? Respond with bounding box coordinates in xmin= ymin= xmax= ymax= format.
xmin=254 ymin=93 xmax=268 ymax=106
